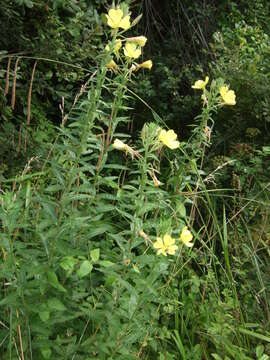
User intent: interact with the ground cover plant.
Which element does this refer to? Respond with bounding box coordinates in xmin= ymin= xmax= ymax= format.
xmin=1 ymin=1 xmax=270 ymax=359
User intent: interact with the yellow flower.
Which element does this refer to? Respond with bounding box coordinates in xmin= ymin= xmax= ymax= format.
xmin=219 ymin=86 xmax=236 ymax=106
xmin=153 ymin=234 xmax=178 ymax=256
xmin=105 ymin=8 xmax=131 ymax=30
xmin=124 ymin=43 xmax=142 ymax=59
xmin=112 ymin=139 xmax=140 ymax=160
xmin=126 ymin=36 xmax=147 ymax=47
xmin=105 ymin=39 xmax=122 ymax=53
xmin=158 ymin=129 xmax=180 ymax=149
xmin=106 ymin=59 xmax=118 ymax=71
xmin=112 ymin=139 xmax=126 ymax=150
xmin=180 ymin=226 xmax=193 ymax=247
xmin=192 ymin=76 xmax=209 ymax=90
xmin=138 ymin=60 xmax=152 ymax=70
xmin=128 ymin=60 xmax=152 ymax=73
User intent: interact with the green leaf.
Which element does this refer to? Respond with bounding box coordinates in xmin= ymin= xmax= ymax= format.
xmin=47 ymin=271 xmax=66 ymax=292
xmin=100 ymin=260 xmax=115 ymax=267
xmin=47 ymin=298 xmax=66 ymax=312
xmin=211 ymin=354 xmax=223 ymax=360
xmin=176 ymin=202 xmax=186 ymax=218
xmin=77 ymin=260 xmax=93 ymax=278
xmin=88 ymin=222 xmax=115 ymax=239
xmin=39 ymin=311 xmax=50 ymax=322
xmin=262 ymin=146 xmax=270 ymax=155
xmin=60 ymin=256 xmax=77 ymax=272
xmin=172 ymin=330 xmax=187 ymax=360
xmin=41 ymin=347 xmax=52 ymax=359
xmin=239 ymin=327 xmax=270 ymax=343
xmin=256 ymin=345 xmax=264 ymax=358
xmin=0 ymin=292 xmax=18 ymax=306
xmin=128 ymin=294 xmax=138 ymax=318
xmin=90 ymin=248 xmax=100 ymax=262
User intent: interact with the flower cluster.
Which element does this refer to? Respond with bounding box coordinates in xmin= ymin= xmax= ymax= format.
xmin=105 ymin=6 xmax=152 ymax=73
xmin=153 ymin=227 xmax=194 ymax=256
xmin=191 ymin=76 xmax=236 ymax=106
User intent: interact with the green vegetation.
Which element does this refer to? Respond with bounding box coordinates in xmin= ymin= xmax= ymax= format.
xmin=0 ymin=1 xmax=270 ymax=359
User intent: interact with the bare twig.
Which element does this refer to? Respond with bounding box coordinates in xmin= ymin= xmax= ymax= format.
xmin=27 ymin=60 xmax=38 ymax=125
xmin=4 ymin=57 xmax=11 ymax=96
xmin=11 ymin=57 xmax=21 ymax=110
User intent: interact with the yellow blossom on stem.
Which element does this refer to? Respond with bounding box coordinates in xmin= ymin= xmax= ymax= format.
xmin=153 ymin=234 xmax=178 ymax=256
xmin=112 ymin=139 xmax=140 ymax=159
xmin=180 ymin=226 xmax=194 ymax=247
xmin=124 ymin=43 xmax=142 ymax=59
xmin=192 ymin=76 xmax=209 ymax=90
xmin=106 ymin=59 xmax=118 ymax=71
xmin=138 ymin=60 xmax=152 ymax=70
xmin=126 ymin=36 xmax=147 ymax=47
xmin=158 ymin=129 xmax=180 ymax=149
xmin=219 ymin=85 xmax=236 ymax=106
xmin=112 ymin=139 xmax=126 ymax=150
xmin=129 ymin=60 xmax=153 ymax=73
xmin=105 ymin=8 xmax=130 ymax=30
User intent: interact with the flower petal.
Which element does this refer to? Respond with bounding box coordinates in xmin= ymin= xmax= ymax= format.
xmin=157 ymin=248 xmax=167 ymax=256
xmin=224 ymin=90 xmax=236 ymax=105
xmin=167 ymin=140 xmax=180 ymax=149
xmin=167 ymin=245 xmax=178 ymax=255
xmin=119 ymin=15 xmax=130 ymax=30
xmin=163 ymin=234 xmax=175 ymax=246
xmin=124 ymin=43 xmax=141 ymax=59
xmin=153 ymin=237 xmax=164 ymax=249
xmin=127 ymin=36 xmax=147 ymax=47
xmin=167 ymin=129 xmax=177 ymax=141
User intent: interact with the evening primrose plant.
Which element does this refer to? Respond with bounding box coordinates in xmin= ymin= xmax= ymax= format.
xmin=190 ymin=76 xmax=236 ymax=157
